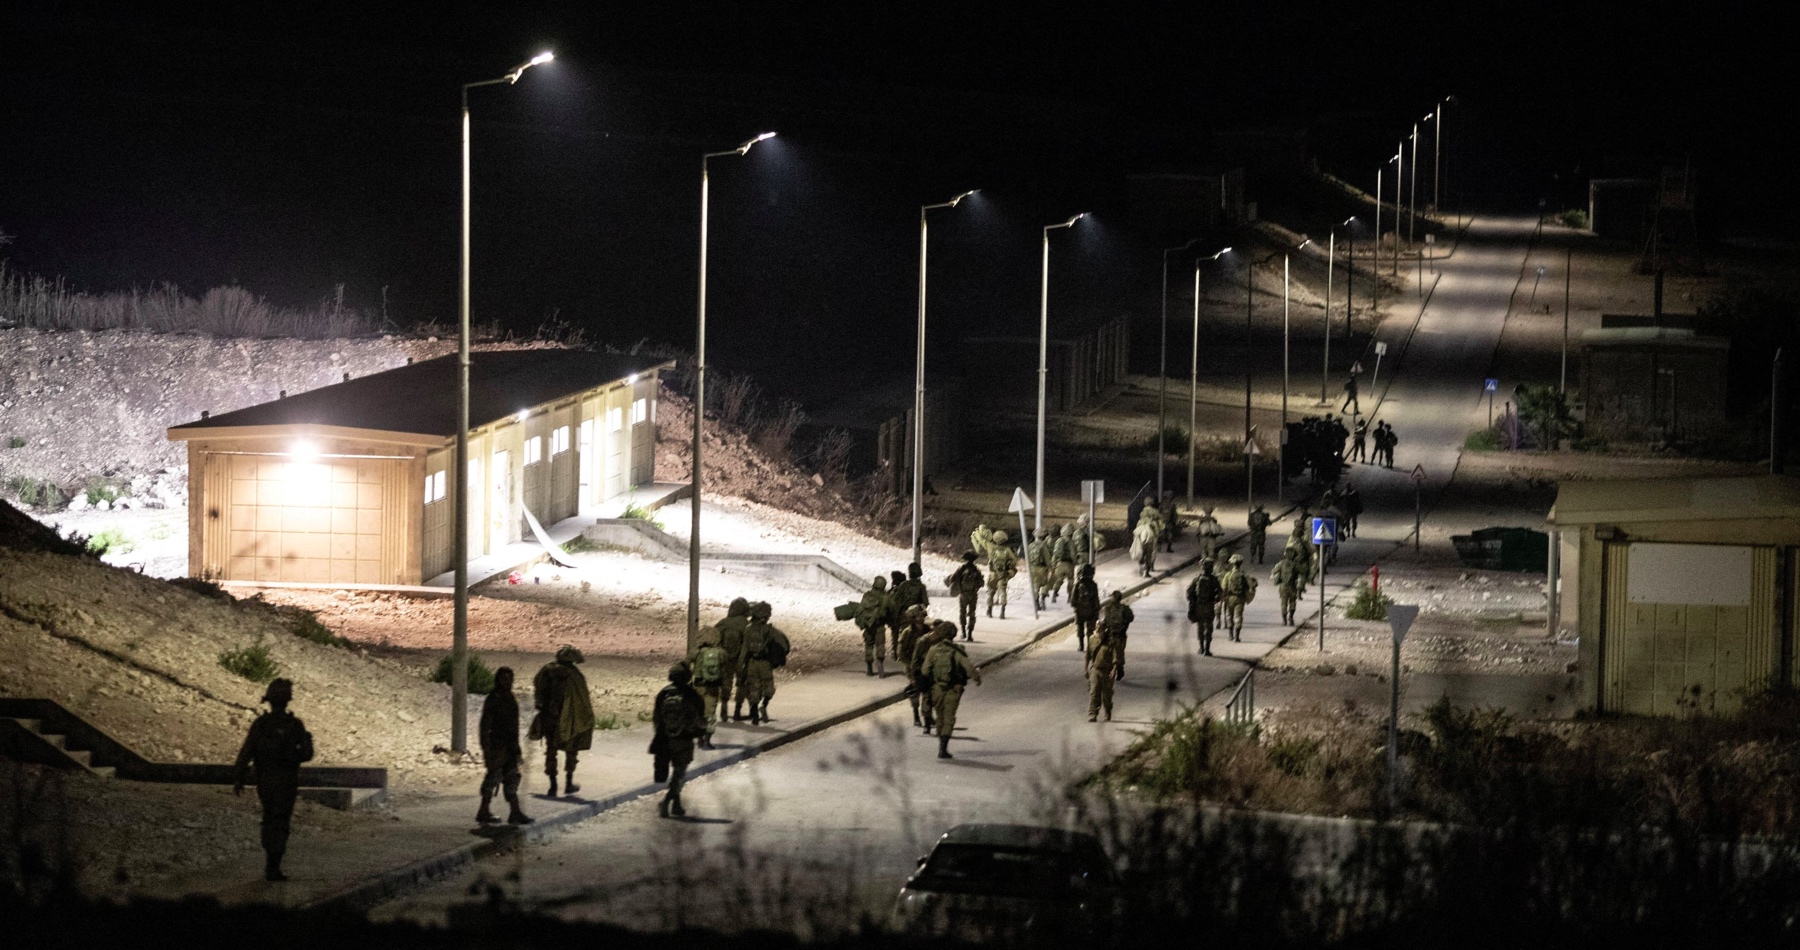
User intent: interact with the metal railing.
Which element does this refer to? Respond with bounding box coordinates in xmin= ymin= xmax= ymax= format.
xmin=1224 ymin=668 xmax=1256 ymax=727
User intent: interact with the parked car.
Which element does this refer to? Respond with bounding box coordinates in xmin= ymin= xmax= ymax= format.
xmin=893 ymin=823 xmax=1120 ymax=942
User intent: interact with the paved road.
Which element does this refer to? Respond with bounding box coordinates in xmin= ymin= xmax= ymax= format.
xmin=371 ymin=217 xmax=1535 ymax=933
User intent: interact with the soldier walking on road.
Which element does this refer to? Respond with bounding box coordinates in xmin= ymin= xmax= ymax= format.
xmin=687 ymin=627 xmax=727 ymax=749
xmin=1272 ymin=549 xmax=1306 ymax=626
xmin=923 ymin=631 xmax=982 ymax=759
xmin=234 ymin=678 xmax=313 ymax=882
xmin=650 ymin=664 xmax=709 ymax=819
xmin=475 ymin=667 xmax=533 ymax=826
xmin=1341 ymin=374 xmax=1361 ymax=416
xmin=1187 ymin=561 xmax=1222 ymax=656
xmin=1350 ymin=418 xmax=1369 ymax=463
xmin=1195 ymin=506 xmax=1225 ymax=560
xmin=1086 ymin=632 xmax=1121 ymax=722
xmin=946 ymin=552 xmax=984 ymax=640
xmin=912 ymin=620 xmax=955 ymax=734
xmin=717 ymin=598 xmax=751 ymax=722
xmin=1027 ymin=530 xmax=1052 ymax=610
xmin=533 ymin=645 xmax=595 ymax=797
xmin=1220 ymin=555 xmax=1257 ymax=642
xmin=895 ymin=607 xmax=933 ymax=727
xmin=1099 ymin=591 xmax=1135 ymax=679
xmin=1049 ymin=524 xmax=1076 ymax=603
xmin=739 ymin=602 xmax=790 ymax=725
xmin=986 ymin=530 xmax=1018 ymax=619
xmin=856 ymin=575 xmax=893 ymax=677
xmin=891 ymin=563 xmax=930 ymax=659
xmin=1342 ymin=483 xmax=1364 ymax=538
xmin=1071 ymin=563 xmax=1101 ymax=651
xmin=1247 ymin=504 xmax=1272 ymax=564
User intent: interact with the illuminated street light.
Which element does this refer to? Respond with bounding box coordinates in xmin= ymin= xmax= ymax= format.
xmin=453 ymin=50 xmax=553 ymax=754
xmin=1323 ymin=216 xmax=1356 ymax=405
xmin=911 ymin=189 xmax=976 ymax=565
xmin=1246 ymin=251 xmax=1283 ymax=509
xmin=689 ymin=132 xmax=777 ymax=650
xmin=1409 ymin=125 xmax=1420 ymax=248
xmin=1035 ymin=213 xmax=1085 ymax=535
xmin=1158 ymin=238 xmax=1203 ymax=503
xmin=1187 ymin=247 xmax=1231 ymax=507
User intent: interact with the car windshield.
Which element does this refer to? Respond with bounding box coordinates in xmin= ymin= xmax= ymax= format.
xmin=914 ymin=843 xmax=1110 ymax=896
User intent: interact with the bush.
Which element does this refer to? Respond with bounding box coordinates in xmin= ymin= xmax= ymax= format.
xmin=1559 ymin=208 xmax=1590 ymax=229
xmin=275 ymin=605 xmax=349 ymax=648
xmin=82 ymin=477 xmax=123 ymax=506
xmin=561 ymin=533 xmax=603 ymax=554
xmin=594 ymin=713 xmax=625 ymax=731
xmin=3 ymin=476 xmax=63 ymax=509
xmin=1343 ymin=578 xmax=1392 ymax=620
xmin=0 ymin=263 xmax=377 ymax=338
xmin=1145 ymin=425 xmax=1191 ymax=455
xmin=431 ymin=652 xmax=496 ymax=695
xmin=5 ymin=437 xmax=23 ymax=449
xmin=1464 ymin=428 xmax=1502 ymax=451
xmin=85 ymin=527 xmax=133 ymax=556
xmin=219 ymin=640 xmax=279 ymax=683
xmin=169 ymin=576 xmax=232 ymax=601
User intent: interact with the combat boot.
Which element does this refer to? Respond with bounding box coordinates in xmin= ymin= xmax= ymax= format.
xmin=749 ymin=705 xmax=762 ymax=726
xmin=986 ymin=604 xmax=994 ymax=618
xmin=475 ymin=795 xmax=499 ymax=825
xmin=564 ymin=772 xmax=580 ymax=796
xmin=545 ymin=774 xmax=558 ymax=797
xmin=506 ymin=798 xmax=534 ymax=825
xmin=670 ymin=795 xmax=686 ymax=818
xmin=937 ymin=737 xmax=952 ymax=760
xmin=658 ymin=797 xmax=671 ymax=819
xmin=760 ymin=700 xmax=772 ymax=722
xmin=265 ymin=852 xmax=287 ymax=882
xmin=733 ymin=700 xmax=746 ymax=721
xmin=866 ymin=660 xmax=875 ymax=677
xmin=876 ymin=656 xmax=885 ymax=677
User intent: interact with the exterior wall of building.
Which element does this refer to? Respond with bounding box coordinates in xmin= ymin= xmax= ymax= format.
xmin=1580 ymin=344 xmax=1728 ymax=442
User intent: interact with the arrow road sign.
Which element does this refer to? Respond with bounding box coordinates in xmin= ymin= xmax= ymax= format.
xmin=1008 ymin=487 xmax=1033 ymax=513
xmin=1310 ymin=516 xmax=1337 ymax=545
xmin=1410 ymin=464 xmax=1427 ymax=483
xmin=1245 ymin=439 xmax=1261 ymax=457
xmin=1351 ymin=361 xmax=1364 ymax=374
xmin=1387 ymin=603 xmax=1420 ymax=645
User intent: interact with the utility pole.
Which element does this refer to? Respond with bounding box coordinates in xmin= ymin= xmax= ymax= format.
xmin=1561 ymin=248 xmax=1572 ymax=395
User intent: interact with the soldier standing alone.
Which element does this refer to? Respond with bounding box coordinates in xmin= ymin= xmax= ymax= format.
xmin=1187 ymin=560 xmax=1222 ymax=656
xmin=946 ymin=552 xmax=984 ymax=641
xmin=234 ymin=678 xmax=314 ymax=882
xmin=1049 ymin=524 xmax=1076 ymax=603
xmin=475 ymin=667 xmax=533 ymax=826
xmin=922 ymin=631 xmax=982 ymax=759
xmin=1086 ymin=632 xmax=1121 ymax=722
xmin=1247 ymin=504 xmax=1272 ymax=564
xmin=1220 ymin=554 xmax=1256 ymax=642
xmin=533 ymin=645 xmax=595 ymax=796
xmin=650 ymin=664 xmax=709 ymax=818
xmin=856 ymin=575 xmax=893 ymax=677
xmin=1272 ymin=548 xmax=1305 ymax=626
xmin=1071 ymin=563 xmax=1101 ymax=652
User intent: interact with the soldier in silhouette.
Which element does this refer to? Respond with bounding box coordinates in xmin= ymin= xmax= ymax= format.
xmin=234 ymin=678 xmax=314 ymax=882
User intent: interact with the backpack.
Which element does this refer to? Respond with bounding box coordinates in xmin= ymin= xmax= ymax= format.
xmin=692 ymin=645 xmax=725 ymax=686
xmin=656 ymin=689 xmax=694 ymax=738
xmin=1243 ymin=576 xmax=1258 ymax=604
xmin=766 ymin=631 xmax=790 ymax=669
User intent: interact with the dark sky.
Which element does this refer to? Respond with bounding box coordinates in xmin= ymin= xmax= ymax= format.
xmin=0 ymin=2 xmax=1777 ymax=400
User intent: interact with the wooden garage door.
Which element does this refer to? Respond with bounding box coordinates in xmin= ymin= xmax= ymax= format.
xmin=1604 ymin=542 xmax=1778 ymax=715
xmin=227 ymin=455 xmax=397 ymax=584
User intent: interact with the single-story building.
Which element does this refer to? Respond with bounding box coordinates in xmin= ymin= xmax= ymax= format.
xmin=1548 ymin=475 xmax=1800 ymax=716
xmin=1579 ymin=324 xmax=1727 ymax=442
xmin=168 ymin=349 xmax=670 ymax=586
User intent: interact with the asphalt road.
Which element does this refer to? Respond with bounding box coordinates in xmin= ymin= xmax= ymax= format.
xmin=370 ymin=216 xmax=1534 ymax=933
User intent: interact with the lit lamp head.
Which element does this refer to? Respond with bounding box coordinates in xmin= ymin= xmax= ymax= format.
xmin=504 ymin=51 xmax=554 ymax=84
xmin=289 ymin=440 xmax=319 ymax=462
xmin=736 ymin=131 xmax=777 ymax=155
xmin=950 ymin=189 xmax=977 ymax=207
xmin=516 ymin=410 xmax=530 ymax=423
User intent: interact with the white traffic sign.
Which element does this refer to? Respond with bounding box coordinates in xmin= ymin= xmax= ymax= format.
xmin=1410 ymin=463 xmax=1427 ymax=483
xmin=1310 ymin=516 xmax=1337 ymax=545
xmin=1387 ymin=603 xmax=1420 ymax=645
xmin=1080 ymin=479 xmax=1104 ymax=504
xmin=1351 ymin=361 xmax=1364 ymax=374
xmin=1245 ymin=439 xmax=1261 ymax=457
xmin=1008 ymin=487 xmax=1034 ymax=513
xmin=1375 ymin=341 xmax=1388 ymax=356
xmin=1425 ymin=234 xmax=1435 ymax=245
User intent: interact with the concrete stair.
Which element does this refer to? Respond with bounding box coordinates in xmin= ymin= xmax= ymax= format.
xmin=1 ymin=716 xmax=118 ymax=779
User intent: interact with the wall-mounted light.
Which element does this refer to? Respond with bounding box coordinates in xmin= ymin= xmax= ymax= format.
xmin=289 ymin=440 xmax=319 ymax=461
xmin=627 ymin=373 xmax=639 ymax=384
xmin=516 ymin=410 xmax=530 ymax=422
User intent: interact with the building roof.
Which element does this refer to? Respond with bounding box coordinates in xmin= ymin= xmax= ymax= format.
xmin=1548 ymin=475 xmax=1800 ymax=527
xmin=169 ymin=349 xmax=669 ymax=440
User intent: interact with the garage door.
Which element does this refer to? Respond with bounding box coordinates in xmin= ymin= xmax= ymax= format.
xmin=1603 ymin=542 xmax=1778 ymax=715
xmin=226 ymin=455 xmax=395 ymax=583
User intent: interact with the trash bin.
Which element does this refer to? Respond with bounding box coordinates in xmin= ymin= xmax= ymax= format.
xmin=1451 ymin=527 xmax=1550 ymax=572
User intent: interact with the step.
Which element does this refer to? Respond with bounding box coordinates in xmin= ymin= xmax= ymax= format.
xmin=297 ymin=786 xmax=386 ymax=811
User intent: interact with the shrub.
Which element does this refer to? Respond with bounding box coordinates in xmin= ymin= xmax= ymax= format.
xmin=1145 ymin=425 xmax=1191 ymax=455
xmin=169 ymin=576 xmax=232 ymax=601
xmin=0 ymin=262 xmax=377 ymax=338
xmin=1559 ymin=208 xmax=1590 ymax=229
xmin=561 ymin=533 xmax=602 ymax=554
xmin=5 ymin=437 xmax=23 ymax=449
xmin=85 ymin=527 xmax=133 ymax=556
xmin=1464 ymin=428 xmax=1502 ymax=451
xmin=275 ymin=605 xmax=349 ymax=648
xmin=3 ymin=476 xmax=63 ymax=509
xmin=617 ymin=500 xmax=655 ymax=522
xmin=431 ymin=652 xmax=495 ymax=695
xmin=219 ymin=640 xmax=280 ymax=683
xmin=1343 ymin=578 xmax=1392 ymax=621
xmin=1515 ymin=384 xmax=1576 ymax=449
xmin=594 ymin=713 xmax=625 ymax=731
xmin=82 ymin=477 xmax=123 ymax=506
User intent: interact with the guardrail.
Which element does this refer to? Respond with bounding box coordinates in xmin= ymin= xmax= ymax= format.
xmin=1224 ymin=668 xmax=1256 ymax=727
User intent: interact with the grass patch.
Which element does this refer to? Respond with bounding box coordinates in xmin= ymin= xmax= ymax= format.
xmin=6 ymin=437 xmax=23 ymax=449
xmin=219 ymin=640 xmax=280 ymax=683
xmin=431 ymin=652 xmax=496 ymax=695
xmin=85 ymin=527 xmax=133 ymax=556
xmin=1559 ymin=208 xmax=1590 ymax=229
xmin=618 ymin=499 xmax=658 ymax=522
xmin=594 ymin=713 xmax=626 ymax=731
xmin=1342 ymin=578 xmax=1392 ymax=621
xmin=168 ymin=576 xmax=232 ymax=601
xmin=3 ymin=475 xmax=63 ymax=509
xmin=1143 ymin=425 xmax=1191 ymax=455
xmin=274 ymin=604 xmax=350 ymax=649
xmin=82 ymin=477 xmax=124 ymax=506
xmin=1464 ymin=427 xmax=1502 ymax=451
xmin=561 ymin=533 xmax=603 ymax=554
xmin=0 ymin=263 xmax=378 ymax=338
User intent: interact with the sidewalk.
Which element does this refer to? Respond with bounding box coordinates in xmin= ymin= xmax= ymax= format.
xmin=143 ymin=521 xmax=1227 ymax=913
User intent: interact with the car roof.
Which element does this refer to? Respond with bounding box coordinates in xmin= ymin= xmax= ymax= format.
xmin=934 ymin=823 xmax=1102 ymax=852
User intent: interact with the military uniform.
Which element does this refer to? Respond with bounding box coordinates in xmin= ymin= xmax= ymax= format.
xmin=233 ymin=679 xmax=313 ymax=882
xmin=738 ymin=602 xmax=789 ymax=724
xmin=1071 ymin=566 xmax=1101 ymax=651
xmin=533 ymin=647 xmax=595 ymax=796
xmin=922 ymin=635 xmax=981 ymax=758
xmin=1187 ymin=564 xmax=1222 ymax=656
xmin=1195 ymin=507 xmax=1225 ymax=560
xmin=476 ymin=668 xmax=531 ymax=825
xmin=716 ymin=598 xmax=751 ymax=721
xmin=1247 ymin=505 xmax=1272 ymax=564
xmin=1027 ymin=533 xmax=1052 ymax=609
xmin=687 ymin=628 xmax=728 ymax=747
xmin=946 ymin=554 xmax=984 ymax=640
xmin=1070 ymin=516 xmax=1091 ymax=565
xmin=856 ymin=576 xmax=892 ymax=676
xmin=1099 ymin=593 xmax=1134 ymax=679
xmin=971 ymin=523 xmax=995 ymax=562
xmin=651 ymin=666 xmax=710 ymax=818
xmin=890 ymin=564 xmax=930 ymax=659
xmin=1220 ymin=556 xmax=1255 ymax=642
xmin=895 ymin=607 xmax=933 ymax=727
xmin=986 ymin=530 xmax=1018 ymax=619
xmin=1049 ymin=525 xmax=1075 ymax=603
xmin=1086 ymin=636 xmax=1120 ymax=721
xmin=1131 ymin=508 xmax=1162 ymax=577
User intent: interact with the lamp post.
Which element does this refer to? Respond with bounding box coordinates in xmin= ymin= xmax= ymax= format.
xmin=1034 ymin=214 xmax=1084 ymax=536
xmin=1282 ymin=245 xmax=1306 ymax=502
xmin=1322 ymin=216 xmax=1355 ymax=405
xmin=1393 ymin=144 xmax=1404 ymax=275
xmin=689 ymin=131 xmax=776 ymax=651
xmin=1425 ymin=97 xmax=1452 ymax=214
xmin=911 ymin=190 xmax=976 ymax=566
xmin=454 ymin=50 xmax=553 ymax=754
xmin=1246 ymin=251 xmax=1281 ymax=508
xmin=1188 ymin=247 xmax=1232 ymax=507
xmin=1408 ymin=125 xmax=1419 ymax=247
xmin=1158 ymin=238 xmax=1202 ymax=502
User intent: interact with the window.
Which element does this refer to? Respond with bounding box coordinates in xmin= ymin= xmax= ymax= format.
xmin=551 ymin=425 xmax=570 ymax=455
xmin=524 ymin=436 xmax=543 ymax=465
xmin=607 ymin=406 xmax=624 ymax=433
xmin=631 ymin=398 xmax=648 ymax=425
xmin=424 ymin=470 xmax=446 ymax=504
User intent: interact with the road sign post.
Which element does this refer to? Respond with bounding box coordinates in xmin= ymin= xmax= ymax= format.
xmin=1485 ymin=377 xmax=1498 ymax=427
xmin=1008 ymin=487 xmax=1040 ymax=619
xmin=1371 ymin=341 xmax=1387 ymax=396
xmin=1245 ymin=430 xmax=1259 ymax=509
xmin=1080 ymin=479 xmax=1103 ymax=567
xmin=1385 ymin=603 xmax=1420 ymax=813
xmin=1310 ymin=516 xmax=1337 ymax=653
xmin=1410 ymin=464 xmax=1426 ymax=552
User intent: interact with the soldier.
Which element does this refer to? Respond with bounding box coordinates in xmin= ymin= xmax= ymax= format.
xmin=739 ymin=601 xmax=789 ymax=725
xmin=1086 ymin=631 xmax=1121 ymax=722
xmin=856 ymin=575 xmax=891 ymax=677
xmin=1099 ymin=591 xmax=1135 ymax=679
xmin=1071 ymin=563 xmax=1101 ymax=652
xmin=687 ymin=626 xmax=727 ymax=749
xmin=233 ymin=678 xmax=314 ymax=882
xmin=1159 ymin=492 xmax=1180 ymax=553
xmin=1272 ymin=548 xmax=1306 ymax=625
xmin=717 ymin=598 xmax=752 ymax=722
xmin=475 ymin=667 xmax=533 ymax=826
xmin=946 ymin=552 xmax=984 ymax=640
xmin=1341 ymin=374 xmax=1360 ymax=415
xmin=986 ymin=529 xmax=1018 ymax=619
xmin=1048 ymin=524 xmax=1076 ymax=604
xmin=1350 ymin=417 xmax=1369 ymax=463
xmin=1186 ymin=560 xmax=1222 ymax=656
xmin=1220 ymin=554 xmax=1257 ymax=642
xmin=891 ymin=562 xmax=930 ymax=659
xmin=1195 ymin=505 xmax=1225 ymax=560
xmin=1070 ymin=514 xmax=1091 ymax=565
xmin=1027 ymin=530 xmax=1052 ymax=610
xmin=1247 ymin=504 xmax=1272 ymax=564
xmin=533 ymin=645 xmax=595 ymax=797
xmin=923 ymin=627 xmax=982 ymax=759
xmin=650 ymin=663 xmax=709 ymax=819
xmin=1132 ymin=506 xmax=1163 ymax=577
xmin=970 ymin=523 xmax=995 ymax=562
xmin=1342 ymin=483 xmax=1364 ymax=538
xmin=895 ymin=605 xmax=933 ymax=727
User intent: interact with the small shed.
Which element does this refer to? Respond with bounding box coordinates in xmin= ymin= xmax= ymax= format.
xmin=1579 ymin=325 xmax=1727 ymax=442
xmin=168 ymin=349 xmax=669 ymax=586
xmin=1548 ymin=475 xmax=1800 ymax=716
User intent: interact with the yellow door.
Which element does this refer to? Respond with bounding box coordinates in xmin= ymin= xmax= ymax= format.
xmin=226 ymin=454 xmax=392 ymax=584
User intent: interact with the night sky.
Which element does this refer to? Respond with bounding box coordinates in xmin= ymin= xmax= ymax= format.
xmin=0 ymin=2 xmax=1778 ymax=402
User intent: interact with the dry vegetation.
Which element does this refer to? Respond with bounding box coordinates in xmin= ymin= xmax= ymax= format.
xmin=0 ymin=263 xmax=377 ymax=338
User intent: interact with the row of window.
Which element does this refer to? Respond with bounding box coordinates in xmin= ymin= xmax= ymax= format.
xmin=424 ymin=398 xmax=649 ymax=504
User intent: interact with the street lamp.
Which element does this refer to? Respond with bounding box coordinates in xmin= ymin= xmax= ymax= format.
xmin=911 ymin=189 xmax=976 ymax=566
xmin=453 ymin=50 xmax=553 ymax=753
xmin=1187 ymin=247 xmax=1231 ymax=507
xmin=1158 ymin=238 xmax=1203 ymax=502
xmin=689 ymin=131 xmax=776 ymax=651
xmin=1393 ymin=143 xmax=1405 ymax=275
xmin=1035 ymin=213 xmax=1085 ymax=536
xmin=1424 ymin=96 xmax=1453 ymax=214
xmin=1322 ymin=216 xmax=1356 ymax=405
xmin=1246 ymin=251 xmax=1282 ymax=509
xmin=1282 ymin=243 xmax=1308 ymax=502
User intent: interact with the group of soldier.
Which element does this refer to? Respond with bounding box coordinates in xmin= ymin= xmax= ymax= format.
xmin=969 ymin=516 xmax=1105 ymax=617
xmin=1287 ymin=412 xmax=1402 ymax=484
xmin=847 ymin=560 xmax=989 ymax=758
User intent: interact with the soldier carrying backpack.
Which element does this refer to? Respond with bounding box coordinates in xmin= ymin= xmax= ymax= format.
xmin=687 ymin=626 xmax=727 ymax=749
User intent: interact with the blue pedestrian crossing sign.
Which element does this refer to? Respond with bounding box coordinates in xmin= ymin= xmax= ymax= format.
xmin=1484 ymin=378 xmax=1499 ymax=392
xmin=1311 ymin=517 xmax=1338 ymax=545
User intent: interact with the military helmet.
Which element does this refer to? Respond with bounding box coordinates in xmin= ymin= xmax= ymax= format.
xmin=555 ymin=644 xmax=585 ymax=664
xmin=1108 ymin=590 xmax=1123 ymax=602
xmin=262 ymin=677 xmax=294 ymax=704
xmin=962 ymin=550 xmax=978 ymax=562
xmin=1229 ymin=554 xmax=1244 ymax=565
xmin=728 ymin=597 xmax=750 ymax=616
xmin=1080 ymin=564 xmax=1095 ymax=578
xmin=930 ymin=620 xmax=958 ymax=639
xmin=872 ymin=575 xmax=888 ymax=589
xmin=908 ymin=561 xmax=922 ymax=578
xmin=750 ymin=601 xmax=773 ymax=621
xmin=697 ymin=624 xmax=720 ymax=646
xmin=1201 ymin=559 xmax=1214 ymax=573
xmin=905 ymin=604 xmax=927 ymax=619
xmin=668 ymin=662 xmax=692 ymax=685
xmin=993 ymin=529 xmax=1009 ymax=543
